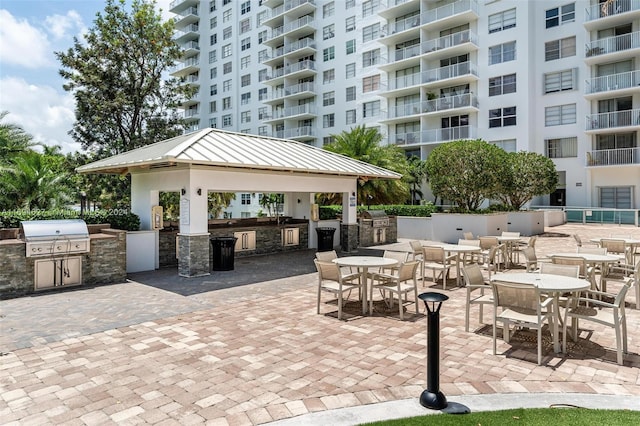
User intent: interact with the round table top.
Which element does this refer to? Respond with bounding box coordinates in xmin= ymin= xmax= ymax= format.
xmin=332 ymin=256 xmax=398 ymax=268
xmin=425 ymin=243 xmax=481 ymax=253
xmin=497 ymin=236 xmax=523 ymax=242
xmin=549 ymin=252 xmax=622 ymax=262
xmin=491 ymin=272 xmax=590 ymax=292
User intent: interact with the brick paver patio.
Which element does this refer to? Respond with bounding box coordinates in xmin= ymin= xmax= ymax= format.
xmin=1 ymin=223 xmax=639 ymax=425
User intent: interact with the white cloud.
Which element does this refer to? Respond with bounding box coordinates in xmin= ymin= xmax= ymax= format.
xmin=0 ymin=77 xmax=81 ymax=154
xmin=45 ymin=10 xmax=85 ymax=41
xmin=0 ymin=9 xmax=53 ymax=68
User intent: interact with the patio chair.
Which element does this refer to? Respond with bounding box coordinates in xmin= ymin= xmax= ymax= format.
xmin=314 ymin=259 xmax=361 ymax=320
xmin=479 ymin=236 xmax=504 ymax=265
xmin=600 ymin=239 xmax=627 ymax=262
xmin=315 ymin=250 xmax=359 ymax=281
xmin=380 ymin=250 xmax=409 ymax=275
xmin=601 ymin=260 xmax=639 ymax=309
xmin=562 ymin=280 xmax=631 ymax=365
xmin=501 ymin=231 xmax=520 ymax=238
xmin=422 ymin=246 xmax=456 ymax=290
xmin=461 ymin=263 xmax=492 ymax=332
xmin=370 ymin=260 xmax=420 ymax=320
xmin=522 ymin=247 xmax=542 ymax=272
xmin=463 ymin=231 xmax=474 ymax=240
xmin=491 ymin=280 xmax=553 ymax=365
xmin=409 ymin=240 xmax=424 ymax=277
xmin=478 ymin=244 xmax=505 ymax=279
xmin=458 ymin=238 xmax=481 ymax=264
xmin=577 ymin=247 xmax=608 ymax=255
xmin=513 ymin=235 xmax=537 ymax=264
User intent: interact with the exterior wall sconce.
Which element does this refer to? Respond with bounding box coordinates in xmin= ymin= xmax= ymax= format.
xmin=181 ymin=188 xmax=186 ymax=196
xmin=297 ymin=198 xmax=301 ymax=204
xmin=197 ymin=188 xmax=202 ymax=196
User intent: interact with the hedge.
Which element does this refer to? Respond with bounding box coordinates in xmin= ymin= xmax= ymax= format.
xmin=0 ymin=209 xmax=140 ymax=231
xmin=319 ymin=203 xmax=437 ymax=219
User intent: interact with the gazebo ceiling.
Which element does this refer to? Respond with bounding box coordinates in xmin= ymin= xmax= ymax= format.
xmin=76 ymin=128 xmax=401 ymax=180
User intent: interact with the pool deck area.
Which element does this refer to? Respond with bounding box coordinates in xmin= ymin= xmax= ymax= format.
xmin=1 ymin=223 xmax=639 ymax=425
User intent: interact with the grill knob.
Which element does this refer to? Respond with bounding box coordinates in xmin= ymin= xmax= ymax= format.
xmin=75 ymin=244 xmax=80 ymax=249
xmin=57 ymin=246 xmax=61 ymax=250
xmin=37 ymin=248 xmax=42 ymax=252
xmin=32 ymin=247 xmax=36 ymax=252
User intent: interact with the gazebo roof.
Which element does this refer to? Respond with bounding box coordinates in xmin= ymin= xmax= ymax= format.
xmin=76 ymin=128 xmax=401 ymax=180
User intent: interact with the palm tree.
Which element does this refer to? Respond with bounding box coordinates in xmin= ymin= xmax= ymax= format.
xmin=0 ymin=111 xmax=41 ymax=161
xmin=405 ymin=155 xmax=428 ymax=205
xmin=324 ymin=125 xmax=409 ymax=205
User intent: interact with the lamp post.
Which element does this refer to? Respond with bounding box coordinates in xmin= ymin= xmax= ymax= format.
xmin=418 ymin=292 xmax=449 ymax=410
xmin=79 ymin=191 xmax=87 ymax=219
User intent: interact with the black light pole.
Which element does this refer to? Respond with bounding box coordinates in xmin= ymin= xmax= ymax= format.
xmin=80 ymin=191 xmax=87 ymax=219
xmin=418 ymin=292 xmax=449 ymax=410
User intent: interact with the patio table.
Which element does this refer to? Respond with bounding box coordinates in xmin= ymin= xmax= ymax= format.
xmin=425 ymin=243 xmax=481 ymax=287
xmin=589 ymin=237 xmax=640 ymax=263
xmin=490 ymin=272 xmax=590 ymax=353
xmin=332 ymin=256 xmax=398 ymax=315
xmin=497 ymin=236 xmax=525 ymax=267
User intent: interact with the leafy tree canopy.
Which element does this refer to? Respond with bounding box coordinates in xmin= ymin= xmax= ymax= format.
xmin=497 ymin=151 xmax=558 ymax=210
xmin=425 ymin=139 xmax=508 ymax=211
xmin=56 ymin=0 xmax=196 ymax=158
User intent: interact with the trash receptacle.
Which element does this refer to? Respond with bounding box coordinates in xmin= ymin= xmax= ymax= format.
xmin=210 ymin=237 xmax=237 ymax=271
xmin=316 ymin=227 xmax=336 ymax=252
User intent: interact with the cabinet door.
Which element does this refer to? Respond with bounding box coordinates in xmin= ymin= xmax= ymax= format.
xmin=34 ymin=259 xmax=57 ymax=290
xmin=62 ymin=257 xmax=82 ymax=286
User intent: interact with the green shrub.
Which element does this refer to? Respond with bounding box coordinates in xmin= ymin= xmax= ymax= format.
xmin=319 ymin=205 xmax=341 ymax=220
xmin=0 ymin=209 xmax=140 ymax=231
xmin=318 ymin=203 xmax=437 ymax=219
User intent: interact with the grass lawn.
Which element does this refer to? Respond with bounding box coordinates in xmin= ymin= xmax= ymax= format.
xmin=362 ymin=408 xmax=640 ymax=425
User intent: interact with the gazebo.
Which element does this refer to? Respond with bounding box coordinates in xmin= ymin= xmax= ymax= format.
xmin=77 ymin=128 xmax=401 ymax=276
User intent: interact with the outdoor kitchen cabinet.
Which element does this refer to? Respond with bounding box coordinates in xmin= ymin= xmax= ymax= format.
xmin=34 ymin=257 xmax=83 ymax=290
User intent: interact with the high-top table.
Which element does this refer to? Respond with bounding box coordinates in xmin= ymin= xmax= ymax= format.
xmin=425 ymin=243 xmax=482 ymax=287
xmin=490 ymin=272 xmax=590 ymax=353
xmin=332 ymin=256 xmax=398 ymax=315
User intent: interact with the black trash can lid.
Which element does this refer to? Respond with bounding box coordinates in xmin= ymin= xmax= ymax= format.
xmin=316 ymin=227 xmax=336 ymax=231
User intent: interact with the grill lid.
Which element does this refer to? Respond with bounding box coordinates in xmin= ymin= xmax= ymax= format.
xmin=20 ymin=219 xmax=89 ymax=241
xmin=362 ymin=210 xmax=388 ymax=219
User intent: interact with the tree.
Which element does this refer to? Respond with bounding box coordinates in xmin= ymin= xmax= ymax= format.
xmin=56 ymin=0 xmax=196 ymax=157
xmin=324 ymin=125 xmax=409 ymax=204
xmin=405 ymin=155 xmax=428 ymax=205
xmin=208 ymin=192 xmax=236 ymax=219
xmin=0 ymin=111 xmax=41 ymax=162
xmin=497 ymin=151 xmax=558 ymax=210
xmin=425 ymin=139 xmax=508 ymax=211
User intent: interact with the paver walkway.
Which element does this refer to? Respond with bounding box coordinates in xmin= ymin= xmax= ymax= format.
xmin=1 ymin=223 xmax=639 ymax=425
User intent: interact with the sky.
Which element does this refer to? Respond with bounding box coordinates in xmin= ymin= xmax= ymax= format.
xmin=0 ymin=0 xmax=172 ymax=154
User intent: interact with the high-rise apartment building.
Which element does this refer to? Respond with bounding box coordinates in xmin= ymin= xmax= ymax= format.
xmin=169 ymin=0 xmax=640 ymax=211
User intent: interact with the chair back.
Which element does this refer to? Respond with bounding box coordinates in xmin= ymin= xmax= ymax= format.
xmin=462 ymin=263 xmax=485 ymax=287
xmin=491 ymin=280 xmax=539 ymax=312
xmin=577 ymin=247 xmax=607 ymax=255
xmin=501 ymin=231 xmax=520 ymax=238
xmin=458 ymin=238 xmax=480 ymax=247
xmin=527 ymin=235 xmax=538 ymax=248
xmin=398 ymin=260 xmax=420 ymax=282
xmin=541 ymin=262 xmax=580 ymax=278
xmin=601 ymin=239 xmax=626 ymax=254
xmin=523 ymin=247 xmax=537 ymax=263
xmin=572 ymin=234 xmax=583 ymax=247
xmin=383 ymin=250 xmax=409 ymax=263
xmin=315 ymin=250 xmax=338 ymax=262
xmin=479 ymin=236 xmax=498 ymax=250
xmin=422 ymin=246 xmax=445 ymax=262
xmin=487 ymin=244 xmax=503 ymax=264
xmin=409 ymin=240 xmax=423 ymax=254
xmin=314 ymin=259 xmax=340 ymax=282
xmin=463 ymin=231 xmax=474 ymax=240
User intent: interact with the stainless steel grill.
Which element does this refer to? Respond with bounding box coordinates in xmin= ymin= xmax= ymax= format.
xmin=362 ymin=210 xmax=390 ymax=228
xmin=20 ymin=219 xmax=90 ymax=257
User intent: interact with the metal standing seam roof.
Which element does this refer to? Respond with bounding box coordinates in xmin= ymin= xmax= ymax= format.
xmin=76 ymin=128 xmax=402 ymax=179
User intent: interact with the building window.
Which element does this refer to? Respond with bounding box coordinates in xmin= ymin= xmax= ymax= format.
xmin=258 ymin=69 xmax=268 ymax=82
xmin=222 ymin=44 xmax=231 ymax=58
xmin=241 ymin=111 xmax=251 ymax=124
xmin=323 ymin=136 xmax=335 ymax=145
xmin=346 ymin=0 xmax=355 ymax=9
xmin=210 ymin=16 xmax=217 ymax=29
xmin=345 ymin=63 xmax=356 ymax=78
xmin=241 ymin=92 xmax=251 ymax=104
xmin=323 ymin=1 xmax=335 ymax=17
xmin=209 ymin=101 xmax=217 ymax=113
xmin=323 ymin=24 xmax=335 ymax=40
xmin=240 ymin=18 xmax=251 ymax=34
xmin=489 ymin=41 xmax=516 ymax=65
xmin=363 ymin=100 xmax=380 ymax=118
xmin=222 ymin=114 xmax=232 ymax=127
xmin=241 ymin=1 xmax=250 ymax=14
xmin=600 ymin=187 xmax=632 ymax=209
xmin=488 ymin=74 xmax=516 ymax=96
xmin=222 ymin=97 xmax=231 ymax=109
xmin=241 ymin=37 xmax=250 ymax=51
xmin=545 ymin=36 xmax=576 ymax=61
xmin=210 ymin=34 xmax=217 ymax=45
xmin=223 ymin=26 xmax=232 ymax=40
xmin=323 ymin=113 xmax=335 ymax=128
xmin=323 ymin=91 xmax=335 ymax=106
xmin=323 ymin=69 xmax=335 ymax=84
xmin=258 ymin=87 xmax=267 ymax=100
xmin=223 ymin=79 xmax=231 ymax=92
xmin=362 ymin=75 xmax=380 ymax=92
xmin=257 ymin=11 xmax=267 ymax=27
xmin=346 ymin=16 xmax=355 ymax=32
xmin=490 ymin=139 xmax=517 ymax=153
xmin=210 ymin=84 xmax=217 ymax=95
xmin=346 ymin=109 xmax=356 ymax=124
xmin=546 ymin=3 xmax=575 ymax=28
xmin=223 ymin=62 xmax=232 ymax=74
xmin=209 ymin=117 xmax=217 ymax=128
xmin=362 ymin=49 xmax=380 ymax=67
xmin=362 ymin=23 xmax=380 ymax=42
xmin=240 ymin=56 xmax=250 ymax=69
xmin=489 ymin=106 xmax=516 ymax=127
xmin=258 ymin=107 xmax=267 ymax=120
xmin=258 ymin=30 xmax=267 ymax=44
xmin=258 ymin=49 xmax=268 ymax=63
xmin=362 ymin=0 xmax=380 ymax=17
xmin=223 ymin=0 xmax=231 ymax=5
xmin=208 ymin=50 xmax=217 ymax=63
xmin=346 ymin=86 xmax=356 ymax=101
xmin=210 ymin=67 xmax=217 ymax=79
xmin=241 ymin=193 xmax=251 ymax=205
xmin=488 ymin=8 xmax=516 ymax=33
xmin=258 ymin=126 xmax=268 ymax=136
xmin=222 ymin=9 xmax=231 ymax=22
xmin=546 ymin=137 xmax=577 ymax=158
xmin=346 ymin=39 xmax=356 ymax=55
xmin=544 ymin=68 xmax=576 ymax=93
xmin=545 ymin=104 xmax=576 ymax=126
xmin=323 ymin=47 xmax=335 ymax=61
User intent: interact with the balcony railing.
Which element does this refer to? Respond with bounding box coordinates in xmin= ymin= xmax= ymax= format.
xmin=285 ymin=81 xmax=314 ymax=96
xmin=174 ymin=23 xmax=199 ymax=39
xmin=586 ymin=147 xmax=640 ymax=166
xmin=268 ymin=46 xmax=285 ymax=59
xmin=284 ymin=104 xmax=317 ymax=117
xmin=173 ymin=6 xmax=198 ymax=21
xmin=394 ymin=131 xmax=421 ymax=145
xmin=171 ymin=57 xmax=199 ymax=73
xmin=285 ymin=37 xmax=316 ymax=53
xmin=269 ymin=88 xmax=286 ymax=100
xmin=285 ymin=59 xmax=316 ymax=74
xmin=423 ymin=93 xmax=478 ymax=113
xmin=277 ymin=126 xmax=315 ymax=139
xmin=585 ymin=70 xmax=640 ymax=94
xmin=182 ymin=40 xmax=199 ymax=50
xmin=585 ymin=31 xmax=640 ymax=58
xmin=388 ymin=101 xmax=424 ymax=119
xmin=266 ymin=67 xmax=285 ymax=80
xmin=422 ymin=30 xmax=477 ymax=54
xmin=586 ymin=108 xmax=640 ymax=130
xmin=586 ymin=0 xmax=640 ymax=21
xmin=422 ymin=126 xmax=476 ymax=143
xmin=387 ymin=72 xmax=421 ymax=90
xmin=184 ymin=109 xmax=199 ymax=118
xmin=285 ymin=0 xmax=315 ymax=11
xmin=422 ymin=61 xmax=477 ymax=83
xmin=394 ymin=44 xmax=421 ymax=61
xmin=421 ymin=0 xmax=479 ymax=25
xmin=389 ymin=14 xmax=421 ymax=34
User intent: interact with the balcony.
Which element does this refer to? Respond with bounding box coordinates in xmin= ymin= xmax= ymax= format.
xmin=385 ymin=72 xmax=422 ymax=94
xmin=184 ymin=108 xmax=199 ymax=118
xmin=387 ymin=101 xmax=424 ymax=119
xmin=423 ymin=93 xmax=479 ymax=115
xmin=181 ymin=74 xmax=199 ymax=88
xmin=584 ymin=0 xmax=640 ymax=30
xmin=584 ymin=70 xmax=640 ymax=98
xmin=264 ymin=15 xmax=315 ymax=46
xmin=379 ymin=14 xmax=421 ymax=44
xmin=277 ymin=126 xmax=315 ymax=141
xmin=174 ymin=23 xmax=199 ymax=43
xmin=421 ymin=0 xmax=479 ymax=30
xmin=284 ymin=81 xmax=315 ymax=99
xmin=181 ymin=40 xmax=199 ymax=57
xmin=169 ymin=0 xmax=198 ymax=13
xmin=422 ymin=30 xmax=478 ymax=59
xmin=173 ymin=6 xmax=198 ymax=26
xmin=263 ymin=104 xmax=317 ymax=123
xmin=262 ymin=46 xmax=286 ymax=67
xmin=284 ymin=59 xmax=316 ymax=78
xmin=393 ymin=44 xmax=422 ymax=62
xmin=285 ymin=37 xmax=316 ymax=57
xmin=422 ymin=61 xmax=478 ymax=87
xmin=421 ymin=125 xmax=477 ymax=144
xmin=586 ymin=147 xmax=640 ymax=167
xmin=584 ymin=31 xmax=640 ymax=65
xmin=585 ymin=108 xmax=640 ymax=132
xmin=265 ymin=88 xmax=286 ymax=103
xmin=170 ymin=57 xmax=199 ymax=77
xmin=393 ymin=131 xmax=421 ymax=146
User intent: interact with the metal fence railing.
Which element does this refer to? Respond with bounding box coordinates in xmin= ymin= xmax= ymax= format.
xmin=532 ymin=206 xmax=640 ymax=226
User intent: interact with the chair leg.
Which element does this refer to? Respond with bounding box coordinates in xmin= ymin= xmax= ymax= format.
xmin=615 ymin=317 xmax=623 ymax=365
xmin=537 ymin=325 xmax=542 ymax=365
xmin=337 ymin=292 xmax=343 ymax=320
xmin=317 ymin=286 xmax=322 ymax=314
